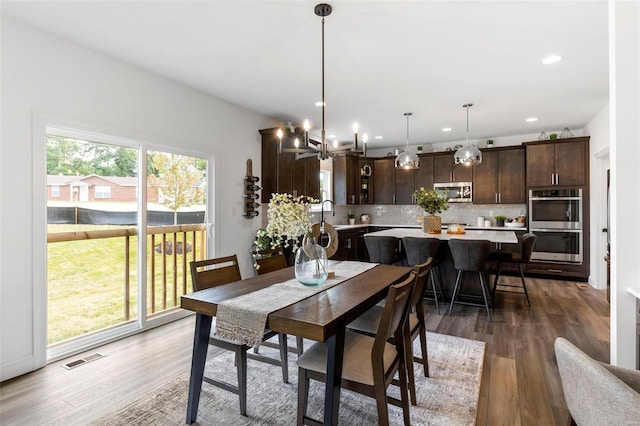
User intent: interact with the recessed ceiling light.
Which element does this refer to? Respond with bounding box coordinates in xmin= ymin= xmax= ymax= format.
xmin=442 ymin=127 xmax=452 ymax=132
xmin=526 ymin=117 xmax=538 ymax=122
xmin=542 ymin=55 xmax=563 ymax=65
xmin=315 ymin=101 xmax=326 ymax=107
xmin=375 ymin=135 xmax=383 ymax=140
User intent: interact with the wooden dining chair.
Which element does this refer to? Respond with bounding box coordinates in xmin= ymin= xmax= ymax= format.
xmin=296 ymin=272 xmax=415 ymax=426
xmin=252 ymin=246 xmax=288 ymax=275
xmin=190 ymin=254 xmax=291 ymax=416
xmin=252 ymin=246 xmax=304 ymax=356
xmin=347 ymin=258 xmax=433 ymax=405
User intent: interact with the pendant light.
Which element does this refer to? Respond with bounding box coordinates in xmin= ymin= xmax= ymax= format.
xmin=395 ymin=112 xmax=420 ymax=169
xmin=276 ymin=3 xmax=366 ymax=160
xmin=454 ymin=103 xmax=482 ymax=166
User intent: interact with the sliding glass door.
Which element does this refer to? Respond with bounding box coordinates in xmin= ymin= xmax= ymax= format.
xmin=45 ymin=128 xmax=210 ymax=360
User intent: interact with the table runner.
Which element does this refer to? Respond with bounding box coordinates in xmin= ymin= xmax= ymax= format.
xmin=215 ymin=261 xmax=377 ymax=347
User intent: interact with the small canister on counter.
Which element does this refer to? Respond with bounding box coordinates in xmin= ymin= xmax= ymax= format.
xmin=477 ymin=216 xmax=485 ymax=227
xmin=484 ymin=219 xmax=492 ymax=227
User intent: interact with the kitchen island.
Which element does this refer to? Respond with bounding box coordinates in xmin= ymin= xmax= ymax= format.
xmin=364 ymin=227 xmax=518 ymax=306
xmin=364 ymin=228 xmax=518 ymax=244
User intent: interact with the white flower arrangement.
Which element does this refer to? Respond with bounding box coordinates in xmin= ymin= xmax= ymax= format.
xmin=263 ymin=193 xmax=318 ymax=249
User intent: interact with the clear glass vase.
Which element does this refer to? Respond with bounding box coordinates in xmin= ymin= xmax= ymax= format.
xmin=295 ymin=236 xmax=328 ymax=286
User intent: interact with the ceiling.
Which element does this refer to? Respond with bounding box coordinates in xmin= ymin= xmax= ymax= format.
xmin=2 ymin=1 xmax=609 ymax=150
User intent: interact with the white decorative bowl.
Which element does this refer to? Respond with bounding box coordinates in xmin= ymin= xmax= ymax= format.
xmin=505 ymin=221 xmax=525 ymax=228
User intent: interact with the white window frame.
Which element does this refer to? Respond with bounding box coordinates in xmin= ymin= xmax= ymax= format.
xmin=33 ymin=115 xmax=214 ymax=366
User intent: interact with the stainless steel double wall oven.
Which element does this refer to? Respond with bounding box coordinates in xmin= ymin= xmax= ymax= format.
xmin=528 ymin=188 xmax=583 ymax=263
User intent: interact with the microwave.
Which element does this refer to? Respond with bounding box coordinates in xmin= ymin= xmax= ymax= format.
xmin=433 ymin=182 xmax=472 ymax=203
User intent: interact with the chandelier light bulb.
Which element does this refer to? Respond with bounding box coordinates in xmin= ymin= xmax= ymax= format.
xmin=363 ymin=133 xmax=368 ymax=144
xmin=294 ymin=138 xmax=300 ymax=148
xmin=276 ymin=128 xmax=283 ymax=139
xmin=303 ymin=119 xmax=311 ymax=131
xmin=352 ymin=122 xmax=359 ymax=134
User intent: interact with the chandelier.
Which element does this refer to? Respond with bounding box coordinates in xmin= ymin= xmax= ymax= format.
xmin=277 ymin=3 xmax=366 ymax=160
xmin=454 ymin=103 xmax=482 ymax=166
xmin=395 ymin=112 xmax=420 ymax=169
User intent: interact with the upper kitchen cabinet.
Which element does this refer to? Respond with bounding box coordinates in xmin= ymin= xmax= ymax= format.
xmin=373 ymin=158 xmax=395 ymax=204
xmin=525 ymin=137 xmax=589 ymax=187
xmin=414 ymin=155 xmax=434 ymax=191
xmin=433 ymin=152 xmax=473 ymax=183
xmin=334 ymin=157 xmax=375 ymax=205
xmin=473 ymin=147 xmax=525 ymax=204
xmin=259 ymin=128 xmax=320 ymax=203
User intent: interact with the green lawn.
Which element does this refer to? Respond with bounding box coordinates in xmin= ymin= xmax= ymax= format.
xmin=47 ymin=224 xmax=204 ymax=344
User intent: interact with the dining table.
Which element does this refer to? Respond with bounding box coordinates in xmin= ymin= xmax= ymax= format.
xmin=180 ymin=261 xmax=412 ymax=425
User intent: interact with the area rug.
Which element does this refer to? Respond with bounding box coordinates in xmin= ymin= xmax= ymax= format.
xmin=93 ymin=332 xmax=485 ymax=426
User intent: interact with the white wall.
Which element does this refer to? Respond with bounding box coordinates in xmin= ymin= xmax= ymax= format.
xmin=585 ymin=104 xmax=610 ymax=290
xmin=0 ymin=17 xmax=277 ymax=381
xmin=609 ymin=0 xmax=640 ymax=369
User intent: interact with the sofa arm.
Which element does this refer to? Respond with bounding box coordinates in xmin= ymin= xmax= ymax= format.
xmin=600 ymin=362 xmax=640 ymax=394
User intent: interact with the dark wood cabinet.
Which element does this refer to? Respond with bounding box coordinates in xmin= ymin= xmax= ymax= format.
xmin=473 ymin=147 xmax=525 ymax=204
xmin=259 ymin=128 xmax=320 ymax=202
xmin=395 ymin=167 xmax=415 ymax=204
xmin=433 ymin=153 xmax=473 ymax=183
xmin=332 ymin=227 xmax=369 ymax=261
xmin=525 ymin=137 xmax=588 ymax=187
xmin=373 ymin=158 xmax=396 ymax=204
xmin=414 ymin=155 xmax=434 ymax=191
xmin=333 ymin=156 xmax=358 ymax=205
xmin=334 ymin=157 xmax=375 ymax=205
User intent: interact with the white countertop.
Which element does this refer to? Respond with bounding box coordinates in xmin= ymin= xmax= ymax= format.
xmin=628 ymin=287 xmax=640 ymax=300
xmin=364 ymin=227 xmax=518 ymax=244
xmin=334 ymin=223 xmax=526 ymax=232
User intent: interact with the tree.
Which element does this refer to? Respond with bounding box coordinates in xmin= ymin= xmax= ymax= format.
xmin=148 ymin=152 xmax=205 ymax=225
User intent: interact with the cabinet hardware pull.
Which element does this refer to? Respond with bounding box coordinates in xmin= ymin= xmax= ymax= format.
xmin=556 ymin=173 xmax=559 ymax=185
xmin=393 ymin=195 xmax=396 ymax=204
xmin=548 ymin=269 xmax=563 ymax=273
xmin=551 ymin=174 xmax=555 ymax=185
xmin=499 ymin=193 xmax=501 ymax=203
xmin=495 ymin=193 xmax=498 ymax=203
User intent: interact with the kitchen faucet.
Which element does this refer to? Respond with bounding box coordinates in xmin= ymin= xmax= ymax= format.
xmin=319 ymin=199 xmax=335 ymax=247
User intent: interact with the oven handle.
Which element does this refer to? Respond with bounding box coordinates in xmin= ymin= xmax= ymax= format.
xmin=529 ymin=196 xmax=582 ymax=201
xmin=530 ymin=228 xmax=582 ymax=233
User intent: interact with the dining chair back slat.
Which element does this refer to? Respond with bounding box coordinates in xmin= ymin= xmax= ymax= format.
xmin=191 ymin=255 xmax=241 ymax=291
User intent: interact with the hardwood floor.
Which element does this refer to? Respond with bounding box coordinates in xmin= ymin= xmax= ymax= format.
xmin=0 ymin=275 xmax=609 ymax=425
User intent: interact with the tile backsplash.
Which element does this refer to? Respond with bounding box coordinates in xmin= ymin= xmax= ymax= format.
xmin=311 ymin=203 xmax=527 ymax=227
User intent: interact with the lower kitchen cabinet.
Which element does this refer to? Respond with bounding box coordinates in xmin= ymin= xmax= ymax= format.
xmin=332 ymin=227 xmax=370 ymax=261
xmin=525 ymin=261 xmax=588 ymax=280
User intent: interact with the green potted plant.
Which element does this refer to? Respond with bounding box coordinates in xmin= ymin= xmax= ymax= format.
xmin=549 ymin=133 xmax=558 ymax=140
xmin=495 ymin=215 xmax=507 ymax=227
xmin=414 ymin=187 xmax=449 ymax=233
xmin=485 ymin=139 xmax=494 ymax=148
xmin=348 ymin=212 xmax=355 ymax=225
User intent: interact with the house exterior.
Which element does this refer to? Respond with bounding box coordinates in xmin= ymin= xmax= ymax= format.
xmin=46 ymin=174 xmax=160 ymax=203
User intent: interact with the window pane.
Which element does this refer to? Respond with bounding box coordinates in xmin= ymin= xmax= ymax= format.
xmin=46 ymin=134 xmax=139 ymax=345
xmin=146 ymin=151 xmax=207 ymax=316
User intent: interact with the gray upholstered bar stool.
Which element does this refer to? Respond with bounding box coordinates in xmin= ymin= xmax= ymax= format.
xmin=489 ymin=233 xmax=537 ymax=307
xmin=364 ymin=235 xmax=402 ymax=265
xmin=447 ymin=239 xmax=493 ymax=321
xmin=402 ymin=236 xmax=446 ymax=314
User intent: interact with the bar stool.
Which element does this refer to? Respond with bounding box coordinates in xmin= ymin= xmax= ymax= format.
xmin=489 ymin=233 xmax=537 ymax=307
xmin=402 ymin=237 xmax=446 ymax=314
xmin=364 ymin=236 xmax=402 ymax=265
xmin=447 ymin=239 xmax=493 ymax=321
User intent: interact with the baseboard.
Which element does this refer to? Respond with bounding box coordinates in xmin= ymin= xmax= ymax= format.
xmin=1 ymin=354 xmax=36 ymax=383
